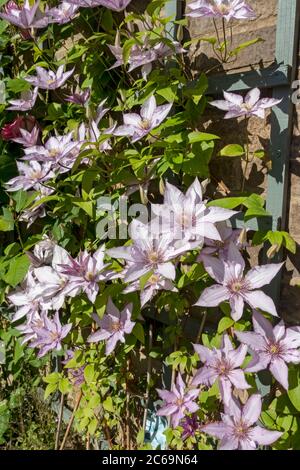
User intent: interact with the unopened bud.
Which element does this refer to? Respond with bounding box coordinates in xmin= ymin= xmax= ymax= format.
xmin=176 ymin=25 xmax=184 ymax=43
xmin=139 ymin=185 xmax=148 ymax=205
xmin=159 ymin=178 xmax=165 ymax=196
xmin=238 ymin=228 xmax=248 ymax=246
xmin=267 ymin=244 xmax=279 ymax=259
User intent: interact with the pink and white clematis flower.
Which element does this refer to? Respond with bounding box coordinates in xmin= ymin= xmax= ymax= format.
xmin=210 ymin=88 xmax=282 ymax=119
xmin=0 ymin=0 xmax=49 ymax=29
xmin=123 ymin=273 xmax=178 ymax=307
xmin=57 ymin=247 xmax=112 ymax=303
xmin=157 ymin=373 xmax=199 ymax=428
xmin=65 ymin=0 xmax=132 ymax=11
xmin=192 ymin=334 xmax=250 ymax=406
xmin=7 ymin=87 xmax=38 ymax=111
xmin=25 ymin=66 xmax=74 ymax=90
xmin=201 ymin=394 xmax=282 ymax=450
xmin=107 ymin=219 xmax=194 ymax=284
xmin=46 ymin=2 xmax=79 ymax=24
xmin=114 ymin=96 xmax=172 ymax=143
xmin=186 ymin=0 xmax=256 ymax=21
xmin=5 ymin=161 xmax=55 ymax=192
xmin=235 ymin=310 xmax=300 ymax=390
xmin=87 ymin=298 xmax=135 ymax=355
xmin=152 ymin=179 xmax=237 ymax=243
xmin=195 ymin=243 xmax=284 ymax=320
xmin=8 ymin=271 xmax=40 ymax=323
xmin=11 ymin=125 xmax=40 ymax=147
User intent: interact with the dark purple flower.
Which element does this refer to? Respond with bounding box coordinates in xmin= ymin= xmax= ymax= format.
xmin=181 ymin=414 xmax=200 ymax=440
xmin=65 ymin=87 xmax=90 ymax=106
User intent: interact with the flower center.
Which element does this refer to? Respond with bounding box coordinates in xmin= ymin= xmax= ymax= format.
xmin=268 ymin=342 xmax=281 ymax=356
xmin=176 ymin=398 xmax=184 ymax=406
xmin=241 ymin=103 xmax=253 ymax=112
xmin=85 ymin=271 xmax=95 ymax=281
xmin=234 ymin=421 xmax=249 ymax=439
xmin=148 ymin=274 xmax=160 ymax=285
xmin=230 ymin=281 xmax=244 ymax=293
xmin=214 ymin=3 xmax=230 ymax=15
xmin=111 ymin=321 xmax=121 ymax=332
xmin=140 ymin=119 xmax=151 ymax=130
xmin=216 ymin=358 xmax=231 ymax=376
xmin=47 ymin=79 xmax=56 ymax=85
xmin=148 ymin=250 xmax=160 ymax=264
xmin=50 ymin=331 xmax=59 ymax=341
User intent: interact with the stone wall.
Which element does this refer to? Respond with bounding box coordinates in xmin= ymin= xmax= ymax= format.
xmin=185 ymin=0 xmax=300 ymax=322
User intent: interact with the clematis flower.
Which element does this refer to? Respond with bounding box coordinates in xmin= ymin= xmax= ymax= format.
xmin=198 ymin=222 xmax=245 ymax=262
xmin=195 ymin=243 xmax=284 ymax=320
xmin=65 ymin=87 xmax=90 ymax=106
xmin=19 ymin=186 xmax=55 ymax=227
xmin=7 ymin=87 xmax=38 ymax=111
xmin=0 ymin=0 xmax=49 ymax=29
xmin=107 ymin=219 xmax=194 ymax=284
xmin=11 ymin=125 xmax=40 ymax=147
xmin=235 ymin=310 xmax=300 ymax=390
xmin=186 ymin=0 xmax=256 ymax=21
xmin=22 ymin=131 xmax=79 ymax=173
xmin=46 ymin=2 xmax=79 ymax=24
xmin=30 ymin=311 xmax=72 ymax=358
xmin=152 ymin=179 xmax=237 ymax=243
xmin=210 ymin=88 xmax=282 ymax=119
xmin=31 ymin=245 xmax=74 ymax=310
xmin=58 ymin=247 xmax=112 ymax=303
xmin=65 ymin=0 xmax=132 ymax=11
xmin=25 ymin=66 xmax=74 ymax=90
xmin=123 ymin=273 xmax=178 ymax=307
xmin=108 ymin=39 xmax=184 ymax=78
xmin=26 ymin=235 xmax=55 ymax=268
xmin=5 ymin=161 xmax=55 ymax=192
xmin=87 ymin=298 xmax=135 ymax=355
xmin=62 ymin=350 xmax=85 ymax=386
xmin=8 ymin=271 xmax=40 ymax=322
xmin=114 ymin=96 xmax=172 ymax=143
xmin=16 ymin=310 xmax=46 ymax=345
xmin=1 ymin=115 xmax=37 ymax=141
xmin=181 ymin=414 xmax=200 ymax=440
xmin=201 ymin=394 xmax=282 ymax=450
xmin=156 ymin=373 xmax=199 ymax=428
xmin=192 ymin=334 xmax=249 ymax=406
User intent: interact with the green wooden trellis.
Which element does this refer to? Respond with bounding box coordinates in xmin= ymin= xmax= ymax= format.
xmin=165 ymin=0 xmax=300 ymax=304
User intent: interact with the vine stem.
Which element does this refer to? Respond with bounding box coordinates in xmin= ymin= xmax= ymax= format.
xmin=188 ymin=310 xmax=207 ymax=386
xmin=55 ymin=393 xmax=64 ymax=450
xmin=125 ymin=358 xmax=130 ymax=450
xmin=222 ymin=18 xmax=228 ymax=62
xmin=241 ymin=117 xmax=250 ymax=192
xmin=142 ymin=323 xmax=153 ymax=435
xmin=59 ymin=390 xmax=83 ymax=451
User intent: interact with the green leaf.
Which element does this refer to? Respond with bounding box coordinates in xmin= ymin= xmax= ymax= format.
xmin=58 ymin=378 xmax=71 ymax=395
xmin=3 ymin=255 xmax=30 ymax=287
xmin=288 ymin=368 xmax=300 ymax=411
xmin=84 ymin=364 xmax=95 ymax=385
xmin=188 ymin=131 xmax=219 ymax=144
xmin=103 ymin=396 xmax=114 ymax=412
xmin=219 ymin=144 xmax=245 ymax=157
xmin=132 ymin=323 xmax=145 ymax=344
xmin=44 ymin=383 xmax=58 ymax=400
xmin=229 ymin=37 xmax=264 ymax=57
xmin=208 ymin=197 xmax=247 ymax=209
xmin=73 ymin=200 xmax=94 ymax=219
xmin=122 ymin=38 xmax=136 ymax=65
xmin=217 ymin=317 xmax=235 ymax=334
xmin=6 ymin=78 xmax=30 ymax=93
xmin=0 ymin=208 xmax=14 ymax=232
xmin=43 ymin=372 xmax=60 ymax=384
